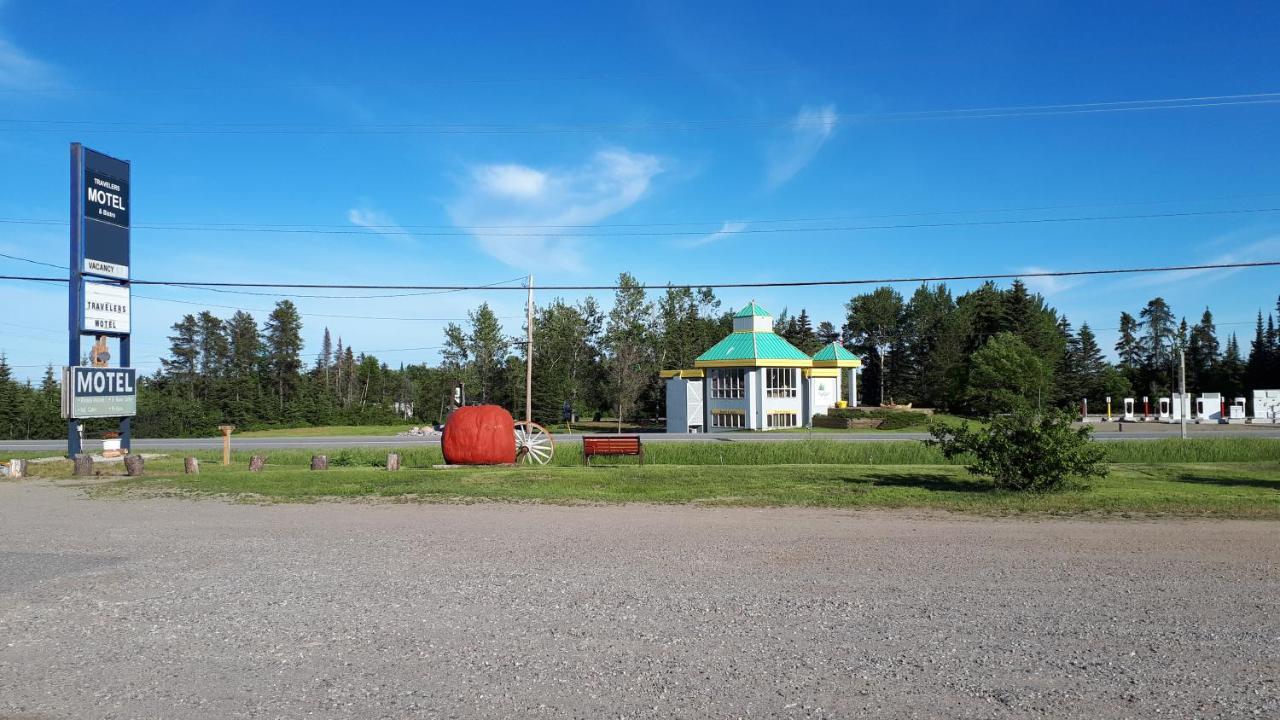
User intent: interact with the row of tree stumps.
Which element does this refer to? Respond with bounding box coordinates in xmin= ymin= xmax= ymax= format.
xmin=67 ymin=454 xmax=146 ymax=477
xmin=174 ymin=453 xmax=404 ymax=474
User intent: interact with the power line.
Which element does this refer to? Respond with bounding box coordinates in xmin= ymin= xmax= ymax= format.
xmin=5 ymin=206 xmax=1277 ymax=240
xmin=2 ymin=260 xmax=1277 ymax=292
xmin=2 ymin=92 xmax=1277 ymax=135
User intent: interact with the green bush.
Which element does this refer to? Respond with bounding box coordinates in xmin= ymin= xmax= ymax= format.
xmin=816 ymin=407 xmax=931 ymax=430
xmin=926 ymin=408 xmax=1108 ymax=491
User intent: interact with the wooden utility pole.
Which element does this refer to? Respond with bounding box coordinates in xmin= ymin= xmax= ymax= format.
xmin=525 ymin=274 xmax=534 ymax=424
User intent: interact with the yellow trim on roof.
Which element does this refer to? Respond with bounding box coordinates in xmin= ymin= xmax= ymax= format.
xmin=812 ymin=358 xmax=862 ymax=368
xmin=659 ymin=369 xmax=705 ymax=379
xmin=803 ymin=368 xmax=840 ymax=378
xmin=695 ymin=359 xmax=814 ymax=368
xmin=710 ymin=408 xmax=745 ymax=414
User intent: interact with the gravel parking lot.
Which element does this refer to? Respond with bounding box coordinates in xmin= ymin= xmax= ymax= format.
xmin=1 ymin=480 xmax=1277 ymax=719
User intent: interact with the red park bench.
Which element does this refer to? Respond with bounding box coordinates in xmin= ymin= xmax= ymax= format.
xmin=582 ymin=435 xmax=645 ymax=465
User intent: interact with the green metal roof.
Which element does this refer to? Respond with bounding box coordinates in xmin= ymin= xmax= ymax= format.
xmin=811 ymin=342 xmax=858 ymax=362
xmin=734 ymin=301 xmax=771 ymax=318
xmin=695 ymin=331 xmax=811 ymax=364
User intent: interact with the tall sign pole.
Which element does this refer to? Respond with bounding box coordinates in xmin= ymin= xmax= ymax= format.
xmin=67 ymin=143 xmax=135 ymax=457
xmin=68 ymin=145 xmax=85 ymax=456
xmin=525 ymin=274 xmax=534 ymax=425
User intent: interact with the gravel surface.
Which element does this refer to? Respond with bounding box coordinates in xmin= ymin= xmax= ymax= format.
xmin=1 ymin=481 xmax=1277 ymax=719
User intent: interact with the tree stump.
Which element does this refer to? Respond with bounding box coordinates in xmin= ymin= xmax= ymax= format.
xmin=248 ymin=455 xmax=266 ymax=472
xmin=8 ymin=459 xmax=27 ymax=479
xmin=386 ymin=453 xmax=401 ymax=472
xmin=184 ymin=457 xmax=200 ymax=474
xmin=72 ymin=454 xmax=94 ymax=477
xmin=310 ymin=455 xmax=328 ymax=471
xmin=123 ymin=455 xmax=145 ymax=477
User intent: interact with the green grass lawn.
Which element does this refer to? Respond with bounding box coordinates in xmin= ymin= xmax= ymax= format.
xmin=10 ymin=438 xmax=1276 ymax=518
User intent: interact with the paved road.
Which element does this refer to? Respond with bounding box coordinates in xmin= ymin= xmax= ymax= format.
xmin=2 ymin=425 xmax=1279 ymax=452
xmin=1 ymin=481 xmax=1276 ymax=718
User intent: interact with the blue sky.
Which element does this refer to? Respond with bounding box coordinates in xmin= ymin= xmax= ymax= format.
xmin=1 ymin=1 xmax=1279 ymax=381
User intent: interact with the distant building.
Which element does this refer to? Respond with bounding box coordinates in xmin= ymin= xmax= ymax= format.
xmin=661 ymin=302 xmax=862 ymax=432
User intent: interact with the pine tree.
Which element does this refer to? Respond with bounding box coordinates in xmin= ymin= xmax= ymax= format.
xmin=794 ymin=309 xmax=818 ymax=354
xmin=1115 ymin=312 xmax=1142 ymax=369
xmin=1221 ymin=333 xmax=1246 ymax=398
xmin=0 ymin=354 xmax=18 ymax=440
xmin=468 ymin=303 xmax=509 ymax=405
xmin=318 ymin=328 xmax=333 ymax=387
xmin=262 ymin=300 xmax=304 ymax=411
xmin=1246 ymin=312 xmax=1269 ymax=391
xmin=1186 ymin=308 xmax=1219 ymax=391
xmin=816 ymin=321 xmax=840 ymax=346
xmin=161 ymin=314 xmax=200 ymax=399
xmin=1138 ymin=298 xmax=1176 ymax=393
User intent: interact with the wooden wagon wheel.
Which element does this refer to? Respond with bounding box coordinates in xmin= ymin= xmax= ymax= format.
xmin=514 ymin=421 xmax=555 ymax=465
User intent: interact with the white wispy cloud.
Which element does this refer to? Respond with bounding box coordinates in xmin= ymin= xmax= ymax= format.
xmin=447 ymin=148 xmax=663 ymax=271
xmin=1126 ymin=236 xmax=1280 ymax=289
xmin=684 ymin=221 xmax=748 ymax=249
xmin=766 ymin=104 xmax=838 ymax=189
xmin=0 ymin=36 xmax=56 ymax=92
xmin=1019 ymin=266 xmax=1086 ymax=297
xmin=347 ymin=204 xmax=413 ymax=246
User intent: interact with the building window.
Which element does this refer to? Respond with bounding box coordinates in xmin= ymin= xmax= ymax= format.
xmin=711 ymin=368 xmax=746 ymax=399
xmin=767 ymin=412 xmax=798 ymax=429
xmin=765 ymin=368 xmax=797 ymax=398
xmin=712 ymin=411 xmax=745 ymax=428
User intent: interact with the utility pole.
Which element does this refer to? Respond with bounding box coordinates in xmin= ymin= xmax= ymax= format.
xmin=525 ymin=274 xmax=534 ymax=425
xmin=1179 ymin=347 xmax=1187 ymax=440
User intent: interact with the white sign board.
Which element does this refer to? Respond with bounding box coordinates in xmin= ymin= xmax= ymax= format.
xmin=83 ymin=281 xmax=130 ymax=335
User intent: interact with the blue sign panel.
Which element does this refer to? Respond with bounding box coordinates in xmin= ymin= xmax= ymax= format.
xmin=82 ymin=148 xmax=130 ymax=280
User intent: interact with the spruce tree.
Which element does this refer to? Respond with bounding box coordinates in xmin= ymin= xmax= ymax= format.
xmin=1186 ymin=308 xmax=1219 ymax=391
xmin=263 ymin=300 xmax=304 ymax=411
xmin=0 ymin=354 xmax=17 ymax=439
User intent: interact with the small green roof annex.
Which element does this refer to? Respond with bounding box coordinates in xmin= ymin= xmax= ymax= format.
xmin=811 ymin=341 xmax=862 ymax=368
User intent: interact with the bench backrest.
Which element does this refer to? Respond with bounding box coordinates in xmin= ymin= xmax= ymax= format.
xmin=583 ymin=435 xmax=642 ymax=454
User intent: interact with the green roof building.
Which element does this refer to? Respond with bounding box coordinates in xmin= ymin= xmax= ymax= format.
xmin=662 ymin=303 xmax=862 ymax=433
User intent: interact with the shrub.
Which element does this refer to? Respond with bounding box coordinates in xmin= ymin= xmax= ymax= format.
xmin=926 ymin=408 xmax=1108 ymax=491
xmin=813 ymin=408 xmax=931 ymax=430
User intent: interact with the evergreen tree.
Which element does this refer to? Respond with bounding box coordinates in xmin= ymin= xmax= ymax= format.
xmin=317 ymin=327 xmax=333 ymax=387
xmin=1138 ymin=298 xmax=1176 ymax=393
xmin=1115 ymin=312 xmax=1142 ymax=370
xmin=467 ymin=303 xmax=509 ymax=405
xmin=1221 ymin=333 xmax=1246 ymax=398
xmin=816 ymin=321 xmax=840 ymax=346
xmin=161 ymin=314 xmax=200 ymax=399
xmin=0 ymin=354 xmax=17 ymax=439
xmin=262 ymin=300 xmax=304 ymax=411
xmin=1186 ymin=308 xmax=1219 ymax=391
xmin=1246 ymin=312 xmax=1269 ymax=391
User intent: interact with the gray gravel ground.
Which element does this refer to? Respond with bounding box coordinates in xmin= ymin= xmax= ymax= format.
xmin=1 ymin=480 xmax=1277 ymax=719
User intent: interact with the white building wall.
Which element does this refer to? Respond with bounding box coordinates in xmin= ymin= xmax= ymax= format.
xmin=1254 ymin=389 xmax=1280 ymax=422
xmin=807 ymin=376 xmax=839 ymax=423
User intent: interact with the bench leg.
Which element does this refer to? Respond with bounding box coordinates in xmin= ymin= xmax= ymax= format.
xmin=639 ymin=447 xmax=644 ymax=466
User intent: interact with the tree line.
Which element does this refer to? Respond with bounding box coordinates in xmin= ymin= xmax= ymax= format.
xmin=0 ymin=276 xmax=1277 ymax=439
